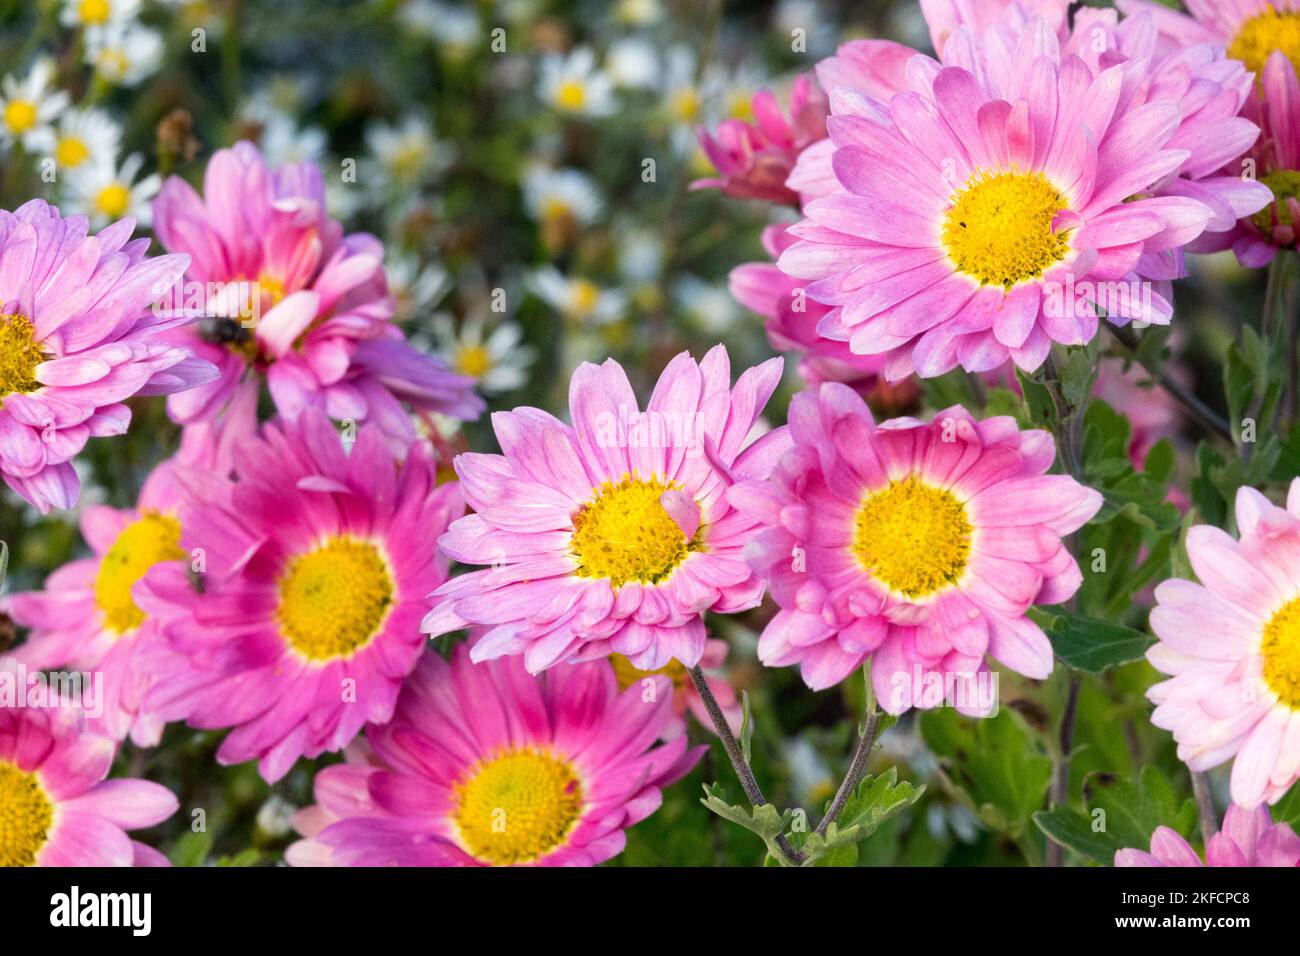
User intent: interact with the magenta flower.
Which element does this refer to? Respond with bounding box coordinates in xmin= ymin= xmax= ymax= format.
xmin=0 ymin=199 xmax=215 ymax=512
xmin=779 ymin=14 xmax=1219 ymax=380
xmin=1116 ymin=804 xmax=1300 ymax=867
xmin=1147 ymin=481 xmax=1300 ymax=807
xmin=423 ymin=346 xmax=789 ymax=673
xmin=920 ymin=0 xmax=1069 ymax=55
xmin=135 ymin=411 xmax=464 ymax=783
xmin=5 ymin=461 xmax=190 ymax=746
xmin=0 ymin=688 xmax=176 ymax=866
xmin=694 ymin=74 xmax=830 ymax=206
xmin=727 ymin=383 xmax=1101 ymax=701
xmin=285 ymin=646 xmax=702 ymax=867
xmin=152 ymin=142 xmax=482 ymax=453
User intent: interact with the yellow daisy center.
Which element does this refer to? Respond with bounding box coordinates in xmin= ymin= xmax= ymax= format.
xmin=79 ymin=0 xmax=112 ymax=25
xmin=96 ymin=48 xmax=130 ymax=79
xmin=727 ymin=91 xmax=754 ymax=122
xmin=94 ymin=182 xmax=131 ymax=219
xmin=55 ymin=135 xmax=90 ymax=168
xmin=275 ymin=536 xmax=394 ymax=662
xmin=609 ymin=653 xmax=689 ymax=690
xmin=670 ymin=87 xmax=701 ymax=123
xmin=555 ymin=79 xmax=588 ymax=111
xmin=1229 ymin=7 xmax=1300 ymax=76
xmin=452 ymin=748 xmax=584 ymax=866
xmin=452 ymin=343 xmax=492 ymax=378
xmin=852 ymin=474 xmax=973 ymax=598
xmin=571 ymin=475 xmax=701 ymax=588
xmin=0 ymin=314 xmax=45 ymax=399
xmin=3 ymin=100 xmax=36 ymax=135
xmin=569 ymin=279 xmax=600 ymax=317
xmin=540 ymin=196 xmax=573 ymax=223
xmin=0 ymin=762 xmax=54 ymax=868
xmin=942 ymin=169 xmax=1071 ymax=289
xmin=94 ymin=512 xmax=185 ymax=634
xmin=1262 ymin=596 xmax=1300 ymax=710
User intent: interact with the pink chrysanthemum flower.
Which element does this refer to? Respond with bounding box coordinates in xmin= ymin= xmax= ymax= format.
xmin=5 ymin=461 xmax=191 ymax=746
xmin=135 ymin=411 xmax=464 ymax=783
xmin=1146 ymin=481 xmax=1300 ymax=807
xmin=423 ymin=346 xmax=788 ymax=674
xmin=152 ymin=142 xmax=482 ymax=452
xmin=0 ymin=688 xmax=177 ymax=866
xmin=727 ymin=382 xmax=1101 ymax=701
xmin=779 ymin=15 xmax=1219 ymax=380
xmin=1116 ymin=0 xmax=1300 ymax=69
xmin=609 ymin=637 xmax=742 ymax=738
xmin=693 ymin=74 xmax=830 ymax=206
xmin=284 ymin=646 xmax=702 ymax=867
xmin=0 ymin=199 xmax=215 ymax=512
xmin=1115 ymin=804 xmax=1300 ymax=866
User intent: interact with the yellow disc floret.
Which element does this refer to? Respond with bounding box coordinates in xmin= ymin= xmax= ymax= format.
xmin=453 ymin=747 xmax=584 ymax=866
xmin=1229 ymin=7 xmax=1300 ymax=77
xmin=852 ymin=474 xmax=973 ymax=598
xmin=942 ymin=169 xmax=1071 ymax=288
xmin=275 ymin=536 xmax=394 ymax=662
xmin=1262 ymin=596 xmax=1300 ymax=710
xmin=0 ymin=314 xmax=45 ymax=399
xmin=570 ymin=474 xmax=702 ymax=588
xmin=94 ymin=512 xmax=185 ymax=634
xmin=0 ymin=762 xmax=54 ymax=868
xmin=609 ymin=653 xmax=688 ymax=690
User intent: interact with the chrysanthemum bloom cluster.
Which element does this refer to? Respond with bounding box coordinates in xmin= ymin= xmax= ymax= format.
xmin=1116 ymin=803 xmax=1300 ymax=867
xmin=134 ymin=411 xmax=464 ymax=782
xmin=424 ymin=346 xmax=788 ymax=673
xmin=153 ymin=142 xmax=482 ymax=453
xmin=778 ymin=14 xmax=1236 ymax=380
xmin=5 ymin=461 xmax=188 ymax=746
xmin=1147 ymin=482 xmax=1300 ymax=807
xmin=285 ymin=646 xmax=701 ymax=866
xmin=0 ymin=199 xmax=215 ymax=512
xmin=0 ymin=688 xmax=176 ymax=866
xmin=727 ymin=383 xmax=1101 ymax=701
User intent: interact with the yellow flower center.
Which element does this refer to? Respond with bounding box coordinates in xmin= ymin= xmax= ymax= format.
xmin=96 ymin=48 xmax=130 ymax=80
xmin=94 ymin=182 xmax=131 ymax=219
xmin=609 ymin=653 xmax=688 ymax=690
xmin=569 ymin=279 xmax=600 ymax=317
xmin=275 ymin=536 xmax=394 ymax=662
xmin=452 ymin=748 xmax=584 ymax=866
xmin=0 ymin=761 xmax=54 ymax=868
xmin=571 ymin=474 xmax=702 ymax=588
xmin=1229 ymin=6 xmax=1300 ymax=76
xmin=1262 ymin=596 xmax=1300 ymax=710
xmin=79 ymin=0 xmax=112 ymax=25
xmin=3 ymin=100 xmax=36 ymax=135
xmin=540 ymin=196 xmax=573 ymax=223
xmin=55 ymin=135 xmax=90 ymax=168
xmin=94 ymin=512 xmax=185 ymax=634
xmin=727 ymin=91 xmax=754 ymax=122
xmin=0 ymin=314 xmax=45 ymax=399
xmin=942 ymin=169 xmax=1071 ymax=289
xmin=670 ymin=87 xmax=701 ymax=123
xmin=852 ymin=474 xmax=973 ymax=598
xmin=452 ymin=343 xmax=492 ymax=378
xmin=555 ymin=80 xmax=588 ymax=111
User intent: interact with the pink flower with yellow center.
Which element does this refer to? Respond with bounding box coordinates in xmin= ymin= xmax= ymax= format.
xmin=5 ymin=461 xmax=190 ymax=747
xmin=285 ymin=646 xmax=702 ymax=867
xmin=153 ymin=141 xmax=482 ymax=453
xmin=0 ymin=689 xmax=176 ymax=866
xmin=779 ymin=14 xmax=1220 ymax=380
xmin=1147 ymin=481 xmax=1300 ymax=807
xmin=1116 ymin=803 xmax=1300 ymax=866
xmin=135 ymin=410 xmax=464 ymax=783
xmin=0 ymin=199 xmax=215 ymax=513
xmin=423 ymin=346 xmax=789 ymax=674
xmin=727 ymin=383 xmax=1101 ymax=702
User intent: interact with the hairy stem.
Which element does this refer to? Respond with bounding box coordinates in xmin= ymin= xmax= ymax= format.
xmin=1190 ymin=770 xmax=1218 ymax=844
xmin=815 ymin=681 xmax=883 ymax=838
xmin=1044 ymin=673 xmax=1082 ymax=867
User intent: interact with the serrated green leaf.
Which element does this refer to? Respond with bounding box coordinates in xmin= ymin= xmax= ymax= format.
xmin=1082 ymin=766 xmax=1197 ymax=850
xmin=1033 ymin=806 xmax=1121 ymax=864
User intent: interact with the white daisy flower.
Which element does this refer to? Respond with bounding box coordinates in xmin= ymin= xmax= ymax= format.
xmin=522 ymin=165 xmax=603 ymax=228
xmin=617 ymin=227 xmax=664 ymax=283
xmin=65 ymin=152 xmax=160 ymax=227
xmin=86 ymin=23 xmax=164 ymax=87
xmin=674 ymin=274 xmax=742 ymax=334
xmin=399 ymin=0 xmax=482 ymax=57
xmin=614 ymin=0 xmax=663 ymax=25
xmin=365 ymin=114 xmax=451 ymax=194
xmin=387 ymin=252 xmax=451 ymax=323
xmin=607 ymin=37 xmax=659 ymax=90
xmin=432 ymin=314 xmax=535 ymax=395
xmin=242 ymin=92 xmax=327 ymax=166
xmin=527 ymin=266 xmax=626 ymax=324
xmin=29 ymin=107 xmax=121 ymax=179
xmin=1 ymin=59 xmax=70 ymax=150
xmin=660 ymin=47 xmax=725 ymax=152
xmin=60 ymin=0 xmax=141 ymax=29
xmin=538 ymin=47 xmax=615 ymax=117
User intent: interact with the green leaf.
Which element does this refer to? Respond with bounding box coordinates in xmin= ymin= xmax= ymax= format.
xmin=1033 ymin=806 xmax=1120 ymax=864
xmin=1030 ymin=607 xmax=1152 ymax=673
xmin=793 ymin=767 xmax=925 ymax=866
xmin=738 ymin=690 xmax=753 ymax=765
xmin=699 ymin=783 xmax=796 ymax=865
xmin=1082 ymin=766 xmax=1197 ymax=851
xmin=1269 ymin=783 xmax=1300 ymax=829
